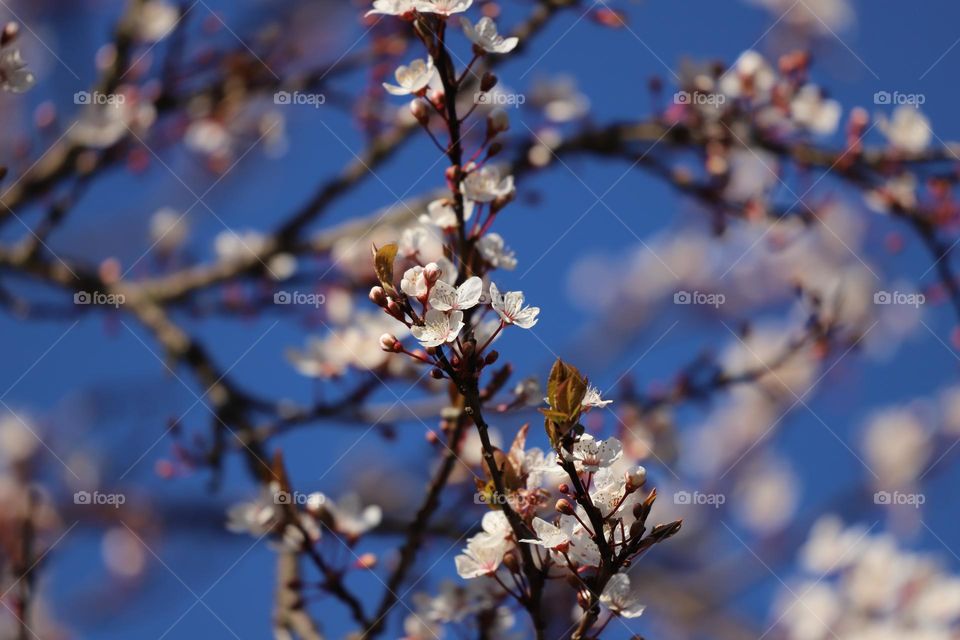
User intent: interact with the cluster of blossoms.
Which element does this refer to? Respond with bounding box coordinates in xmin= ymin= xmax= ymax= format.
xmin=0 ymin=22 xmax=35 ymax=93
xmin=358 ymin=3 xmax=681 ymax=638
xmin=776 ymin=516 xmax=960 ymax=640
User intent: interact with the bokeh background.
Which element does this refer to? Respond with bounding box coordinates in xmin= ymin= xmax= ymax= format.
xmin=3 ymin=0 xmax=960 ymax=638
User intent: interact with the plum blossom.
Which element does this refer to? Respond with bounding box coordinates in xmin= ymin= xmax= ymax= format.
xmin=790 ymin=85 xmax=841 ymax=135
xmin=455 ymin=514 xmax=511 ymax=579
xmin=321 ymin=493 xmax=382 ymax=538
xmin=412 ymin=309 xmax=465 ymax=347
xmin=429 ymin=276 xmax=483 ymax=311
xmin=489 ymin=282 xmax=539 ymax=328
xmin=460 ymin=17 xmax=518 ymax=54
xmin=463 ymin=165 xmax=515 ymax=202
xmin=599 ymin=573 xmax=645 ymax=618
xmin=719 ymin=50 xmax=776 ymax=100
xmin=366 ymin=0 xmax=416 ymax=16
xmin=572 ymin=434 xmax=622 ymax=473
xmin=582 ymin=385 xmax=613 ymax=409
xmin=520 ymin=517 xmax=570 ymax=551
xmin=413 ymin=0 xmax=473 ymax=16
xmin=529 ymin=75 xmax=590 ymax=122
xmin=420 ymin=198 xmax=474 ymax=229
xmin=878 ymin=105 xmax=932 ymax=154
xmin=401 ymin=265 xmax=431 ymax=297
xmin=383 ymin=57 xmax=436 ymax=96
xmin=0 ymin=44 xmax=34 ymax=93
xmin=477 ymin=233 xmax=517 ymax=270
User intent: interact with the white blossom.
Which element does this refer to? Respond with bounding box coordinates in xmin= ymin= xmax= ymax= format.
xmin=383 ymin=57 xmax=436 ymax=96
xmin=455 ymin=535 xmax=507 ymax=578
xmin=572 ymin=434 xmax=622 ymax=473
xmin=430 ymin=276 xmax=483 ymax=311
xmin=790 ymin=85 xmax=841 ymax=135
xmin=413 ymin=0 xmax=473 ymax=16
xmin=719 ymin=50 xmax=776 ymax=100
xmin=412 ymin=309 xmax=465 ymax=347
xmin=463 ymin=166 xmax=515 ymax=202
xmin=879 ymin=105 xmax=932 ymax=154
xmin=323 ymin=493 xmax=382 ymax=538
xmin=529 ymin=75 xmax=590 ymax=122
xmin=520 ymin=516 xmax=570 ymax=550
xmin=477 ymin=233 xmax=517 ymax=270
xmin=149 ymin=208 xmax=189 ymax=253
xmin=460 ymin=17 xmax=518 ymax=54
xmin=489 ymin=282 xmax=539 ymax=328
xmin=582 ymin=385 xmax=612 ymax=409
xmin=420 ymin=198 xmax=474 ymax=229
xmin=401 ymin=265 xmax=430 ymax=297
xmin=366 ymin=0 xmax=416 ymax=16
xmin=599 ymin=573 xmax=645 ymax=618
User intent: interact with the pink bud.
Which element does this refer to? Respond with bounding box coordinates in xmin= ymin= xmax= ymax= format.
xmin=488 ymin=108 xmax=509 ymax=135
xmin=409 ymin=99 xmax=429 ymax=125
xmin=423 ymin=262 xmax=441 ymax=284
xmin=379 ymin=333 xmax=399 ymax=352
xmin=369 ymin=285 xmax=388 ymax=306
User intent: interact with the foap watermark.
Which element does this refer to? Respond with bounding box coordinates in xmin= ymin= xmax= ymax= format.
xmin=873 ymin=90 xmax=925 ymax=106
xmin=274 ymin=491 xmax=312 ymax=505
xmin=474 ymin=491 xmax=522 ymax=509
xmin=74 ymin=290 xmax=125 ymax=308
xmin=673 ymin=490 xmax=725 ymax=508
xmin=674 ymin=290 xmax=725 ymax=308
xmin=674 ymin=90 xmax=725 ymax=108
xmin=274 ymin=291 xmax=326 ymax=307
xmin=74 ymin=90 xmax=125 ymax=106
xmin=274 ymin=91 xmax=326 ymax=108
xmin=74 ymin=490 xmax=126 ymax=508
xmin=874 ymin=490 xmax=925 ymax=508
xmin=873 ymin=290 xmax=925 ymax=308
xmin=474 ymin=91 xmax=525 ymax=107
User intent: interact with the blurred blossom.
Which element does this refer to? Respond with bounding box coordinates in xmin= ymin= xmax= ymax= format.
xmin=131 ymin=1 xmax=180 ymax=42
xmin=148 ymin=207 xmax=189 ymax=254
xmin=862 ymin=407 xmax=932 ymax=489
xmin=732 ymin=455 xmax=799 ymax=533
xmin=528 ymin=75 xmax=590 ymax=123
xmin=878 ymin=105 xmax=932 ymax=154
xmin=746 ymin=0 xmax=854 ymax=34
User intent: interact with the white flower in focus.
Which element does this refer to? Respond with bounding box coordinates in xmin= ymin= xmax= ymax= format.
xmin=384 ymin=57 xmax=436 ymax=96
xmin=460 ymin=17 xmax=518 ymax=54
xmin=455 ymin=536 xmax=507 ymax=578
xmin=420 ymin=198 xmax=474 ymax=229
xmin=582 ymin=385 xmax=612 ymax=409
xmin=413 ymin=0 xmax=473 ymax=15
xmin=463 ymin=166 xmax=515 ymax=202
xmin=790 ymin=85 xmax=841 ymax=135
xmin=430 ymin=276 xmax=483 ymax=311
xmin=599 ymin=573 xmax=645 ymax=618
xmin=520 ymin=517 xmax=570 ymax=550
xmin=149 ymin=208 xmax=188 ymax=253
xmin=476 ymin=233 xmax=517 ymax=270
xmin=719 ymin=50 xmax=776 ymax=100
xmin=489 ymin=282 xmax=539 ymax=328
xmin=412 ymin=309 xmax=465 ymax=347
xmin=401 ymin=265 xmax=430 ymax=297
xmin=133 ymin=1 xmax=179 ymax=42
xmin=366 ymin=0 xmax=416 ymax=16
xmin=572 ymin=434 xmax=622 ymax=473
xmin=878 ymin=105 xmax=932 ymax=154
xmin=0 ymin=45 xmax=34 ymax=93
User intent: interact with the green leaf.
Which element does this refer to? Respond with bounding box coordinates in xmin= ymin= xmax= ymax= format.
xmin=373 ymin=243 xmax=399 ymax=295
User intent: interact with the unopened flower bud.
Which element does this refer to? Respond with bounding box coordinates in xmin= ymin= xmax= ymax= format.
xmin=430 ymin=89 xmax=445 ymax=110
xmin=379 ymin=333 xmax=400 ymax=352
xmin=386 ymin=300 xmax=404 ymax=319
xmin=480 ymin=72 xmax=498 ymax=93
xmin=484 ymin=350 xmax=499 ymax=365
xmin=558 ymin=482 xmax=570 ymax=495
xmin=625 ymin=466 xmax=647 ymax=493
xmin=486 ymin=141 xmax=503 ymax=158
xmin=430 ymin=368 xmax=445 ymax=379
xmin=425 ymin=430 xmax=440 ymax=444
xmin=1 ymin=22 xmax=18 ymax=46
xmin=445 ymin=164 xmax=460 ymax=183
xmin=556 ymin=498 xmax=575 ymax=515
xmin=410 ymin=99 xmax=430 ymax=125
xmin=423 ymin=262 xmax=441 ymax=283
xmin=502 ymin=551 xmax=520 ymax=573
xmin=355 ymin=553 xmax=377 ymax=570
xmin=487 ymin=108 xmax=510 ymax=135
xmin=369 ymin=285 xmax=388 ymax=307
xmin=629 ymin=519 xmax=646 ymax=540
